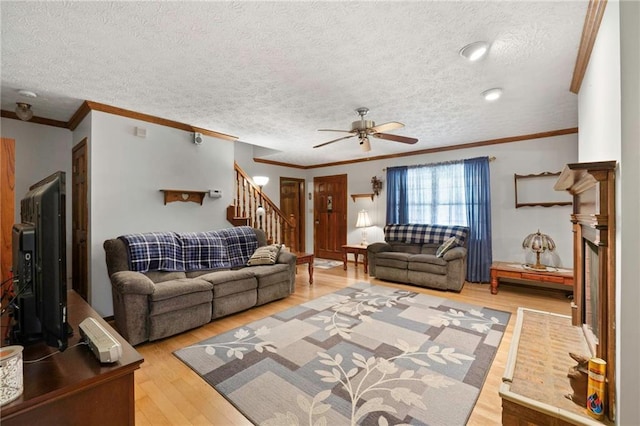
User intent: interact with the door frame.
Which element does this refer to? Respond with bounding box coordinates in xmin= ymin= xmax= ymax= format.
xmin=279 ymin=176 xmax=306 ymax=252
xmin=313 ymin=174 xmax=347 ymax=260
xmin=72 ymin=139 xmax=89 ymax=301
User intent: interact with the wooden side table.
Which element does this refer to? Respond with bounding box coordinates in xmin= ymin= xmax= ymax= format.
xmin=293 ymin=252 xmax=314 ymax=284
xmin=490 ymin=261 xmax=573 ymax=295
xmin=341 ymin=244 xmax=368 ymax=274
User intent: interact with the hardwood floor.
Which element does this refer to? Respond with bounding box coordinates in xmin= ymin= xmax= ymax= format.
xmin=133 ymin=264 xmax=572 ymax=425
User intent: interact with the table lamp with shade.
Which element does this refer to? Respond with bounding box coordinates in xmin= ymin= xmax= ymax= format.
xmin=355 ymin=210 xmax=372 ymax=245
xmin=253 ymin=176 xmax=269 ymax=229
xmin=522 ymin=229 xmax=556 ymax=270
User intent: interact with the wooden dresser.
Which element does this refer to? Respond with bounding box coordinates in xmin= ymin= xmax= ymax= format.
xmin=1 ymin=291 xmax=144 ymax=425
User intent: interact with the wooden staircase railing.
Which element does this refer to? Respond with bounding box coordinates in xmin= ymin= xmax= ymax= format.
xmin=227 ymin=162 xmax=298 ymax=251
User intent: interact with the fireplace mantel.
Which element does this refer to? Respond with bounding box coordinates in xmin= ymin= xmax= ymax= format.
xmin=554 ymin=160 xmax=616 ymax=421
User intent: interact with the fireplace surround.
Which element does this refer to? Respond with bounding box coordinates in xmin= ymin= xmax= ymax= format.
xmin=554 ymin=160 xmax=616 ymax=421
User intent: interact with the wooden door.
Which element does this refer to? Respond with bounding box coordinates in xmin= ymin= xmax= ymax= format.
xmin=1 ymin=138 xmax=15 ymax=341
xmin=279 ymin=177 xmax=305 ymax=252
xmin=313 ymin=174 xmax=347 ymax=260
xmin=72 ymin=139 xmax=88 ymax=301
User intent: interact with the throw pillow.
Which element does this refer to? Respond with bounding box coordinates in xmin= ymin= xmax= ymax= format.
xmin=436 ymin=236 xmax=457 ymax=258
xmin=247 ymin=244 xmax=282 ymax=266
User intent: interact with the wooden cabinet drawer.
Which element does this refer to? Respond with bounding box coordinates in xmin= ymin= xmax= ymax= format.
xmin=520 ymin=273 xmax=566 ymax=284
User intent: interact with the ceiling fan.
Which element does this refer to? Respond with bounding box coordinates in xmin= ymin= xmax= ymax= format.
xmin=313 ymin=107 xmax=418 ymax=152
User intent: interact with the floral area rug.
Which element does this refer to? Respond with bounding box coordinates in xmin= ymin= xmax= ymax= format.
xmin=174 ymin=283 xmax=510 ymax=425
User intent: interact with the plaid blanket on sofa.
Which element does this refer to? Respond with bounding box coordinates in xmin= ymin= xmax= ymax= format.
xmin=119 ymin=232 xmax=185 ymax=273
xmin=384 ymin=224 xmax=469 ymax=247
xmin=218 ymin=226 xmax=259 ymax=268
xmin=178 ymin=231 xmax=230 ymax=270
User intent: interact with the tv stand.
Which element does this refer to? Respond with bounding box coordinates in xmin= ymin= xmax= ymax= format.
xmin=1 ymin=291 xmax=143 ymax=425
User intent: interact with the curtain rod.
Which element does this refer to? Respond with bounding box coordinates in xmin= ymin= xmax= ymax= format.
xmin=382 ymin=156 xmax=496 ymax=171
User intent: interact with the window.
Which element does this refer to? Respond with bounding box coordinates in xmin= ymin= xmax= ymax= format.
xmin=406 ymin=162 xmax=468 ymax=226
xmin=386 ymin=157 xmax=492 ymax=282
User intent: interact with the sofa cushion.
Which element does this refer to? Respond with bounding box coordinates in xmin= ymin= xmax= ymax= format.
xmin=186 ymin=268 xmax=231 ymax=278
xmin=408 ymin=254 xmax=448 ymax=275
xmin=436 ymin=236 xmax=458 ymax=258
xmin=389 ymin=242 xmax=422 ymax=254
xmin=420 ymin=244 xmax=439 ymax=255
xmin=376 ymin=252 xmax=411 ymax=269
xmin=144 ymin=270 xmax=187 ymax=283
xmin=198 ymin=270 xmax=257 ymax=298
xmin=150 ymin=278 xmax=213 ymax=302
xmin=247 ymin=244 xmax=282 ymax=266
xmin=244 ymin=264 xmax=290 ymax=288
xmin=150 ymin=278 xmax=213 ymax=317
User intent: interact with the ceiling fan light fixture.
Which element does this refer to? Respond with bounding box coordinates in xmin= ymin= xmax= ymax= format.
xmin=459 ymin=41 xmax=490 ymax=61
xmin=360 ymin=137 xmax=371 ymax=152
xmin=482 ymin=88 xmax=503 ymax=101
xmin=15 ymin=102 xmax=34 ymax=121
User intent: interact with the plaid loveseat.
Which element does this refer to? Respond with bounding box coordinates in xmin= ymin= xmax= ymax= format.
xmin=367 ymin=224 xmax=469 ymax=291
xmin=104 ymin=227 xmax=296 ymax=345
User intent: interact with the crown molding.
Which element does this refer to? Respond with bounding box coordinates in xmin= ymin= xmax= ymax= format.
xmin=1 ymin=110 xmax=69 ymax=128
xmin=570 ymin=0 xmax=607 ymax=94
xmin=253 ymin=128 xmax=579 ymax=170
xmin=78 ymin=101 xmax=238 ymax=141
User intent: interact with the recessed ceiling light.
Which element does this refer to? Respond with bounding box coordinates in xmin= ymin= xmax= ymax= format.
xmin=482 ymin=88 xmax=503 ymax=101
xmin=17 ymin=89 xmax=38 ymax=98
xmin=459 ymin=41 xmax=490 ymax=61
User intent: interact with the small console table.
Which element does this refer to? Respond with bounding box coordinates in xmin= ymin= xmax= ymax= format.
xmin=293 ymin=252 xmax=314 ymax=285
xmin=490 ymin=261 xmax=573 ymax=295
xmin=342 ymin=244 xmax=369 ymax=274
xmin=1 ymin=291 xmax=144 ymax=425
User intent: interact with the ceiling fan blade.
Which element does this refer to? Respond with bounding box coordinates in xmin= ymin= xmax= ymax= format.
xmin=372 ymin=133 xmax=419 ymax=144
xmin=317 ymin=128 xmax=354 ymax=133
xmin=369 ymin=121 xmax=404 ymax=134
xmin=313 ymin=134 xmax=356 ymax=148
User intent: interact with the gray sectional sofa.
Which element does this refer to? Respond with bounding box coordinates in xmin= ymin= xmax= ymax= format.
xmin=103 ymin=226 xmax=296 ymax=346
xmin=367 ymin=224 xmax=469 ymax=291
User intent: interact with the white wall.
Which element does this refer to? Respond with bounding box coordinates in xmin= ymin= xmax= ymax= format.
xmin=578 ymin=0 xmax=640 ymax=422
xmin=1 ymin=118 xmax=73 ymax=284
xmin=88 ymin=111 xmax=236 ymax=316
xmin=304 ymin=134 xmax=578 ymax=268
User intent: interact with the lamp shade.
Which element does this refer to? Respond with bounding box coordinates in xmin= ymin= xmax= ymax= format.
xmin=253 ymin=176 xmax=269 ymax=187
xmin=360 ymin=137 xmax=371 ymax=152
xmin=355 ymin=210 xmax=371 ymax=228
xmin=522 ymin=230 xmax=556 ymax=253
xmin=522 ymin=230 xmax=555 ymax=270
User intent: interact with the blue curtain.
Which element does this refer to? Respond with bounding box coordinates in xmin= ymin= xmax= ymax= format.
xmin=386 ymin=166 xmax=408 ymax=224
xmin=464 ymin=156 xmax=492 ymax=282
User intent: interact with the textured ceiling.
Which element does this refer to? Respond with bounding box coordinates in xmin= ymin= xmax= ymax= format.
xmin=1 ymin=1 xmax=586 ymax=166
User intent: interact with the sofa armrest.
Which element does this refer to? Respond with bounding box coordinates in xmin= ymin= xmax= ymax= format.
xmin=367 ymin=242 xmax=392 ymax=276
xmin=277 ymin=251 xmax=297 ymax=266
xmin=367 ymin=242 xmax=392 ymax=254
xmin=443 ymin=246 xmax=467 ymax=261
xmin=109 ymin=271 xmax=155 ymax=295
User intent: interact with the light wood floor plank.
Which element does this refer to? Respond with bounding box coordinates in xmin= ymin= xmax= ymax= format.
xmin=132 ymin=264 xmax=572 ymax=425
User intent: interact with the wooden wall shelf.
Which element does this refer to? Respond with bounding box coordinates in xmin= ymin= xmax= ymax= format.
xmin=350 ymin=193 xmax=374 ymax=202
xmin=514 ymin=171 xmax=572 ymax=208
xmin=159 ymin=189 xmax=207 ymax=205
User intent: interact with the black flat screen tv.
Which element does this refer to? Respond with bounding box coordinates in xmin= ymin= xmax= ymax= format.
xmin=11 ymin=171 xmax=70 ymax=350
